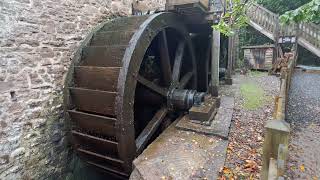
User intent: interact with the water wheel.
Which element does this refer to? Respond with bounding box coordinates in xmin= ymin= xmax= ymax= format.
xmin=64 ymin=12 xmax=201 ymax=178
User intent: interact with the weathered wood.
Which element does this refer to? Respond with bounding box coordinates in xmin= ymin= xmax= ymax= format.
xmin=74 ymin=66 xmax=120 ymax=91
xmin=81 ymin=46 xmax=126 ymax=67
xmin=172 ymin=40 xmax=186 ymax=84
xmin=243 ymin=47 xmax=274 ymax=70
xmin=261 ymin=120 xmax=290 ymax=180
xmin=137 ymin=75 xmax=168 ymax=96
xmin=210 ymin=30 xmax=220 ymax=96
xmin=166 ymin=0 xmax=209 ymax=10
xmin=159 ymin=30 xmax=172 ymax=86
xmin=68 ymin=110 xmax=116 ymax=137
xmin=225 ymin=35 xmax=234 ymax=85
xmin=77 ymin=148 xmax=124 ymax=168
xmin=277 ymin=144 xmax=287 ymax=176
xmin=178 ymin=71 xmax=193 ymax=89
xmin=189 ymin=96 xmax=218 ymax=122
xmin=69 ymin=87 xmax=117 ymax=116
xmin=91 ymin=31 xmax=135 ymax=46
xmin=136 ymin=108 xmax=168 ymax=154
xmin=247 ymin=3 xmax=320 ymax=58
xmin=268 ymin=158 xmax=277 ymax=180
xmin=72 ymin=130 xmax=118 ymax=157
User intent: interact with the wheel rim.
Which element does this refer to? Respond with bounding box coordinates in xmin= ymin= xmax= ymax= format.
xmin=64 ymin=12 xmax=197 ymax=176
xmin=117 ymin=12 xmax=198 ymax=172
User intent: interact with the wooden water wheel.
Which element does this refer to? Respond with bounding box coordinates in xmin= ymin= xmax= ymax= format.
xmin=63 ymin=12 xmax=210 ymax=178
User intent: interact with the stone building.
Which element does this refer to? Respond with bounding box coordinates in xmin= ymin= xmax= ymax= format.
xmin=0 ymin=0 xmax=164 ymax=179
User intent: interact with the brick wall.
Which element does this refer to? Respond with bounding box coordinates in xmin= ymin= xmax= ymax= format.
xmin=0 ymin=0 xmax=164 ymax=179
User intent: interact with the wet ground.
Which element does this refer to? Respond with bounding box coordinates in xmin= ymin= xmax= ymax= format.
xmin=286 ymin=70 xmax=320 ymax=179
xmin=219 ymin=72 xmax=280 ymax=179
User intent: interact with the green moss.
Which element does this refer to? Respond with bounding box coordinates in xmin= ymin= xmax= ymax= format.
xmin=240 ymin=82 xmax=267 ymax=110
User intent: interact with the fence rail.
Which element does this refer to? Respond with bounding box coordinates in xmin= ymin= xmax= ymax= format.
xmin=247 ymin=3 xmax=320 ymax=57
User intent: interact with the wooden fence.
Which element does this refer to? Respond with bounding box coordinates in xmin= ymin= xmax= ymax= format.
xmin=261 ymin=55 xmax=296 ymax=180
xmin=247 ymin=3 xmax=320 ymax=58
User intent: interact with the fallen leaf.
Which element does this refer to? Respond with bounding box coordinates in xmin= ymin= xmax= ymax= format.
xmin=244 ymin=160 xmax=258 ymax=172
xmin=223 ymin=167 xmax=232 ymax=174
xmin=249 ymin=174 xmax=254 ymax=180
xmin=300 ymin=164 xmax=305 ymax=172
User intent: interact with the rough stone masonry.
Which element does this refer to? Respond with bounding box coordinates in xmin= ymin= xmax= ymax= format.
xmin=0 ymin=0 xmax=165 ymax=179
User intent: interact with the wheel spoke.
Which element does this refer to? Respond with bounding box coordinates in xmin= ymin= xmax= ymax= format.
xmin=172 ymin=40 xmax=186 ymax=84
xmin=137 ymin=75 xmax=168 ymax=96
xmin=136 ymin=108 xmax=168 ymax=153
xmin=178 ymin=71 xmax=193 ymax=89
xmin=159 ymin=30 xmax=172 ymax=86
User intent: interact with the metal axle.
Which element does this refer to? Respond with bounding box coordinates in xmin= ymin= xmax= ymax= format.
xmin=167 ymin=89 xmax=206 ymax=110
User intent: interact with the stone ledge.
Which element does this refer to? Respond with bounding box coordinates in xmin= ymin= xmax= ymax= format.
xmin=176 ymin=96 xmax=234 ymax=140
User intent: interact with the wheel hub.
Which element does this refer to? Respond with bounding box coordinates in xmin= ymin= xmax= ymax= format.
xmin=167 ymin=89 xmax=206 ymax=110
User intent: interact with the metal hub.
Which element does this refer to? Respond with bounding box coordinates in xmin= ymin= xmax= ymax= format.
xmin=167 ymin=89 xmax=206 ymax=110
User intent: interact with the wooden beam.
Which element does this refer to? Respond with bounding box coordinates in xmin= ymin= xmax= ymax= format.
xmin=136 ymin=108 xmax=168 ymax=154
xmin=210 ymin=30 xmax=220 ymax=96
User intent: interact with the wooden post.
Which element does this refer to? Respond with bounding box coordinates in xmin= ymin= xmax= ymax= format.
xmin=293 ymin=23 xmax=299 ymax=66
xmin=233 ymin=30 xmax=240 ymax=71
xmin=210 ymin=30 xmax=220 ymax=97
xmin=225 ymin=35 xmax=233 ymax=85
xmin=277 ymin=144 xmax=287 ymax=176
xmin=261 ymin=120 xmax=290 ymax=180
xmin=273 ymin=15 xmax=280 ymax=65
xmin=268 ymin=158 xmax=277 ymax=180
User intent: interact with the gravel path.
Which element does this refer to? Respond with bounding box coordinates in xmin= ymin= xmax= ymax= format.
xmin=219 ymin=73 xmax=280 ymax=179
xmin=286 ymin=70 xmax=320 ymax=179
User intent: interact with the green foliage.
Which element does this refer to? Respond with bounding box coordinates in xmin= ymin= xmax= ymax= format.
xmin=240 ymin=82 xmax=267 ymax=110
xmin=213 ymin=0 xmax=314 ymax=35
xmin=213 ymin=0 xmax=251 ymax=36
xmin=280 ymin=0 xmax=320 ymax=24
xmin=256 ymin=0 xmax=311 ymax=14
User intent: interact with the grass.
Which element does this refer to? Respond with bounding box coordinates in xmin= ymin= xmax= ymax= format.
xmin=248 ymin=70 xmax=267 ymax=77
xmin=240 ymin=82 xmax=268 ymax=110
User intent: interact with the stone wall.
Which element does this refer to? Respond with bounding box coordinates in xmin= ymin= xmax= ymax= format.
xmin=0 ymin=0 xmax=165 ymax=179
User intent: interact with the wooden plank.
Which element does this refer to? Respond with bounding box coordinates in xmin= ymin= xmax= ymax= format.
xmin=248 ymin=20 xmax=275 ymax=41
xmin=74 ymin=66 xmax=120 ymax=91
xmin=77 ymin=148 xmax=124 ymax=168
xmin=91 ymin=31 xmax=135 ymax=46
xmin=136 ymin=108 xmax=168 ymax=154
xmin=87 ymin=161 xmax=128 ymax=178
xmin=72 ymin=130 xmax=118 ymax=157
xmin=166 ymin=0 xmax=209 ymax=9
xmin=137 ymin=75 xmax=168 ymax=96
xmin=68 ymin=110 xmax=116 ymax=137
xmin=69 ymin=87 xmax=117 ymax=116
xmin=159 ymin=30 xmax=172 ymax=86
xmin=82 ymin=45 xmax=126 ymax=67
xmin=100 ymin=16 xmax=149 ymax=32
xmin=172 ymin=40 xmax=186 ymax=83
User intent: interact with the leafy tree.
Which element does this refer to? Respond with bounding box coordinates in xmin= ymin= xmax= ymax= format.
xmin=213 ymin=0 xmax=251 ymax=36
xmin=213 ymin=0 xmax=313 ymax=35
xmin=280 ymin=0 xmax=320 ymax=24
